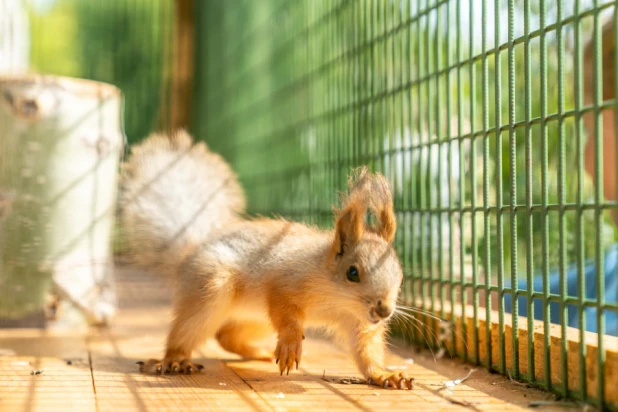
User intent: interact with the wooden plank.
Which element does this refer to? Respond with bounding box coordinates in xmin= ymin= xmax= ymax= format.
xmin=0 ymin=264 xmax=585 ymax=412
xmin=0 ymin=324 xmax=572 ymax=412
xmin=95 ymin=265 xmax=578 ymax=411
xmin=409 ymin=299 xmax=618 ymax=406
xmin=87 ymin=307 xmax=272 ymax=411
xmin=225 ymin=334 xmax=556 ymax=412
xmin=0 ymin=330 xmax=96 ymax=412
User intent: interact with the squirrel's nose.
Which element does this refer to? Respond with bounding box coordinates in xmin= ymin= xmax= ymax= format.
xmin=376 ymin=300 xmax=393 ymax=319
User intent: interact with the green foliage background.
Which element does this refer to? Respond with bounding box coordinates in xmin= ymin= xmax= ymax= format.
xmin=28 ymin=0 xmax=173 ymax=144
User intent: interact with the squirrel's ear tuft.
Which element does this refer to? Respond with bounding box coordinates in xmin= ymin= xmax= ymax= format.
xmin=348 ymin=167 xmax=396 ymax=244
xmin=332 ymin=204 xmax=364 ymax=257
xmin=333 ymin=166 xmax=397 ymax=253
xmin=377 ymin=207 xmax=396 ymax=243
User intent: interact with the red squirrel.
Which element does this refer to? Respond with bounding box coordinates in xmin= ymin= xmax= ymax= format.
xmin=120 ymin=130 xmax=411 ymax=389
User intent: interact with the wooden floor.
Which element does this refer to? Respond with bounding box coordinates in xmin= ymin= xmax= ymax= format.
xmin=0 ymin=265 xmax=579 ymax=411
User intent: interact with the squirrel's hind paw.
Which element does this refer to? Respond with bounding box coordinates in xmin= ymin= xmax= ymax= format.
xmin=249 ymin=349 xmax=275 ymax=363
xmin=368 ymin=371 xmax=414 ymax=390
xmin=136 ymin=358 xmax=204 ymax=375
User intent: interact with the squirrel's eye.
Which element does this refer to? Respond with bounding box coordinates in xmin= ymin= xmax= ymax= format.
xmin=346 ymin=266 xmax=360 ymax=283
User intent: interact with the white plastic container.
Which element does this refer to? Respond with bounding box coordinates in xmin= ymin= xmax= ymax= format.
xmin=0 ymin=75 xmax=124 ymax=327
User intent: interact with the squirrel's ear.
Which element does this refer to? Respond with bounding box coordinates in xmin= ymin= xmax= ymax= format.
xmin=367 ymin=171 xmax=396 ymax=243
xmin=333 ymin=205 xmax=364 ymax=256
xmin=377 ymin=207 xmax=396 ymax=243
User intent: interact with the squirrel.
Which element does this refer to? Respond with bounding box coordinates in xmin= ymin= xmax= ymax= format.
xmin=119 ymin=130 xmax=412 ymax=390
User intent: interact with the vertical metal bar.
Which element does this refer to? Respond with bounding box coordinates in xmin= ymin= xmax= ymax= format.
xmin=373 ymin=0 xmax=379 ymax=174
xmin=417 ymin=0 xmax=427 ymax=347
xmin=331 ymin=0 xmax=337 ymax=228
xmin=330 ymin=0 xmax=336 ymax=224
xmin=482 ymin=0 xmax=493 ymax=371
xmin=328 ymin=2 xmax=332 ymax=224
xmin=391 ymin=0 xmax=399 ymax=238
xmin=507 ymin=0 xmax=519 ymax=379
xmin=592 ymin=0 xmax=606 ymax=405
xmin=494 ymin=0 xmax=506 ymax=375
xmin=394 ymin=2 xmax=403 ymax=286
xmin=447 ymin=0 xmax=457 ymax=355
xmin=425 ymin=0 xmax=436 ymax=342
xmin=356 ymin=0 xmax=360 ymax=171
xmin=356 ymin=0 xmax=363 ymax=168
xmin=436 ymin=0 xmax=445 ymax=341
xmin=556 ymin=0 xmax=568 ymax=398
xmin=343 ymin=1 xmax=349 ymax=201
xmin=539 ymin=0 xmax=551 ymax=391
xmin=375 ymin=0 xmax=382 ymax=174
xmin=311 ymin=0 xmax=318 ymax=225
xmin=469 ymin=0 xmax=479 ymax=365
xmin=523 ymin=0 xmax=535 ymax=385
xmin=365 ymin=0 xmax=372 ymax=171
xmin=409 ymin=0 xmax=419 ymax=345
xmin=399 ymin=0 xmax=409 ymax=319
xmin=457 ymin=0 xmax=467 ymax=361
xmin=370 ymin=0 xmax=377 ymax=172
xmin=573 ymin=0 xmax=587 ymax=399
xmin=379 ymin=0 xmax=387 ymax=176
xmin=391 ymin=0 xmax=397 ymax=186
xmin=341 ymin=0 xmax=346 ymax=208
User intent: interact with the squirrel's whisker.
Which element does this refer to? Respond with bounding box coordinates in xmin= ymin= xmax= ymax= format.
xmin=393 ymin=310 xmax=447 ymax=356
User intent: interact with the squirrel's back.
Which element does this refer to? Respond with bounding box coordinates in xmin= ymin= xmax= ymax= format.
xmin=119 ymin=130 xmax=246 ymax=276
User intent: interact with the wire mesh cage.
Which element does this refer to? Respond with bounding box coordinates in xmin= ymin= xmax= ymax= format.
xmin=194 ymin=0 xmax=618 ymax=408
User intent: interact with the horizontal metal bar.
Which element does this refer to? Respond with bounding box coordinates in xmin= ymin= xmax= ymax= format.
xmin=226 ymin=95 xmax=617 ymax=155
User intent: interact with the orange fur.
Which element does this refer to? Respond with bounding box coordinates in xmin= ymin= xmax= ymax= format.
xmin=215 ymin=320 xmax=273 ymax=360
xmin=332 ymin=204 xmax=364 ymax=257
xmin=378 ymin=208 xmax=396 ymax=243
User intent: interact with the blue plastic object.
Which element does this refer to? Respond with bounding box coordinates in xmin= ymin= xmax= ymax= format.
xmin=505 ymin=244 xmax=618 ymax=337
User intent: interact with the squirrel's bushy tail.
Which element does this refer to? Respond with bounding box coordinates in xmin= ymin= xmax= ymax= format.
xmin=119 ymin=130 xmax=245 ymax=277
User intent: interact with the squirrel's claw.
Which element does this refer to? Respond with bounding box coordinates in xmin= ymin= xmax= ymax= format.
xmin=369 ymin=371 xmax=414 ymax=390
xmin=136 ymin=357 xmax=204 ymax=376
xmin=274 ymin=333 xmax=303 ymax=377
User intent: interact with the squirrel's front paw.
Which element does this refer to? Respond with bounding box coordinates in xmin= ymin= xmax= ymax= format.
xmin=274 ymin=332 xmax=304 ymax=375
xmin=136 ymin=357 xmax=204 ymax=375
xmin=368 ymin=370 xmax=414 ymax=390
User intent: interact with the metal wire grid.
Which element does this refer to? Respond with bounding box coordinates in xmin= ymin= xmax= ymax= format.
xmin=195 ymin=0 xmax=618 ymax=408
